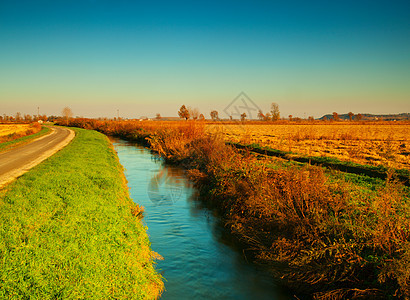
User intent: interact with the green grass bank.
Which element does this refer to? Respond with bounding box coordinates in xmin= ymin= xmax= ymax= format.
xmin=0 ymin=127 xmax=163 ymax=299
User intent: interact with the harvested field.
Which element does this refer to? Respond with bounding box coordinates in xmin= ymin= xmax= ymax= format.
xmin=207 ymin=123 xmax=410 ymax=170
xmin=59 ymin=118 xmax=410 ymax=298
xmin=0 ymin=123 xmax=42 ymax=145
xmin=0 ymin=124 xmax=31 ymax=137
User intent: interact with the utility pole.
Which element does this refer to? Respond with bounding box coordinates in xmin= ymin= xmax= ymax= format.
xmin=37 ymin=107 xmax=40 ymax=120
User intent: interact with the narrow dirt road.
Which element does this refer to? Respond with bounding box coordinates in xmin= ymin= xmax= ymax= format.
xmin=0 ymin=126 xmax=75 ymax=188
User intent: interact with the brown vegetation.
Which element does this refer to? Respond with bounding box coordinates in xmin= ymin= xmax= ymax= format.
xmin=207 ymin=123 xmax=410 ymax=170
xmin=0 ymin=123 xmax=42 ymax=143
xmin=58 ymin=118 xmax=410 ymax=299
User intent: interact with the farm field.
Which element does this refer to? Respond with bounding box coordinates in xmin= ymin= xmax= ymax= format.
xmin=0 ymin=124 xmax=31 ymax=137
xmin=59 ymin=118 xmax=410 ymax=298
xmin=207 ymin=123 xmax=410 ymax=170
xmin=0 ymin=123 xmax=46 ymax=152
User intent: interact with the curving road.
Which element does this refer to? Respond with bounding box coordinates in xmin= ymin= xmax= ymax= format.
xmin=0 ymin=126 xmax=75 ymax=188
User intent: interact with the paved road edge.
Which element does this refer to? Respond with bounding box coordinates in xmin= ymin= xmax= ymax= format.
xmin=0 ymin=127 xmax=75 ymax=189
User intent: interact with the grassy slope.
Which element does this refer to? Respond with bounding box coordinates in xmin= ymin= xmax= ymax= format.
xmin=0 ymin=126 xmax=51 ymax=153
xmin=0 ymin=128 xmax=163 ymax=299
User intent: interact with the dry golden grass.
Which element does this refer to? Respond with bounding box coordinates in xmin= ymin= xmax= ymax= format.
xmin=0 ymin=123 xmax=42 ymax=146
xmin=60 ymin=118 xmax=410 ymax=298
xmin=0 ymin=124 xmax=30 ymax=137
xmin=207 ymin=123 xmax=410 ymax=170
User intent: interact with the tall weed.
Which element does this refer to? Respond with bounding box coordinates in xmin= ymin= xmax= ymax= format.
xmin=62 ymin=118 xmax=410 ymax=299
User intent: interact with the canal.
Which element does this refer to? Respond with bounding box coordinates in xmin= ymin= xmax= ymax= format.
xmin=112 ymin=139 xmax=292 ymax=300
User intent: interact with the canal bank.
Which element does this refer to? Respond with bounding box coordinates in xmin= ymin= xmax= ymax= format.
xmin=58 ymin=120 xmax=410 ymax=299
xmin=111 ymin=138 xmax=293 ymax=300
xmin=0 ymin=128 xmax=163 ymax=299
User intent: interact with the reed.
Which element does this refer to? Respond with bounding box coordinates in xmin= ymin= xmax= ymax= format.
xmin=60 ymin=118 xmax=410 ymax=299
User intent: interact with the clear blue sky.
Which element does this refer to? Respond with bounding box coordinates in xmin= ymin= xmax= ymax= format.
xmin=1 ymin=0 xmax=409 ymax=118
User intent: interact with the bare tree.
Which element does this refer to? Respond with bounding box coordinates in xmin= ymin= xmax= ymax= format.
xmin=240 ymin=112 xmax=247 ymax=122
xmin=15 ymin=112 xmax=22 ymax=122
xmin=348 ymin=112 xmax=354 ymax=121
xmin=198 ymin=113 xmax=205 ymax=120
xmin=178 ymin=105 xmax=190 ymax=120
xmin=257 ymin=110 xmax=265 ymax=121
xmin=288 ymin=115 xmax=293 ymax=121
xmin=155 ymin=113 xmax=162 ymax=120
xmin=24 ymin=114 xmax=32 ymax=122
xmin=62 ymin=107 xmax=73 ymax=125
xmin=188 ymin=107 xmax=200 ymax=120
xmin=332 ymin=112 xmax=339 ymax=121
xmin=271 ymin=103 xmax=280 ymax=121
xmin=210 ymin=110 xmax=219 ymax=121
xmin=356 ymin=113 xmax=363 ymax=121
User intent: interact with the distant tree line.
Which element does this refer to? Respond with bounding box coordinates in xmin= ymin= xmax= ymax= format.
xmin=0 ymin=113 xmax=56 ymax=123
xmin=1 ymin=107 xmax=74 ymax=123
xmin=177 ymin=105 xmax=205 ymax=121
xmin=176 ymin=103 xmax=359 ymax=122
xmin=329 ymin=112 xmax=363 ymax=121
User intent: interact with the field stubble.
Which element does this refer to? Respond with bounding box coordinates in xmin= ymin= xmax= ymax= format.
xmin=0 ymin=124 xmax=32 ymax=136
xmin=58 ymin=119 xmax=410 ymax=299
xmin=0 ymin=123 xmax=42 ymax=143
xmin=207 ymin=123 xmax=410 ymax=170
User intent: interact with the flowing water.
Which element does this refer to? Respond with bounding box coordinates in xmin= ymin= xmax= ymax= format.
xmin=112 ymin=139 xmax=293 ymax=300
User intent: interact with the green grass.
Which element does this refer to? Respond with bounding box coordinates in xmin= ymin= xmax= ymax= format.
xmin=60 ymin=119 xmax=410 ymax=298
xmin=0 ymin=128 xmax=163 ymax=299
xmin=0 ymin=126 xmax=51 ymax=153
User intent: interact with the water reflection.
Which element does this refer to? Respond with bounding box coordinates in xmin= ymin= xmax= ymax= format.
xmin=110 ymin=138 xmax=293 ymax=300
xmin=148 ymin=166 xmax=190 ymax=206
